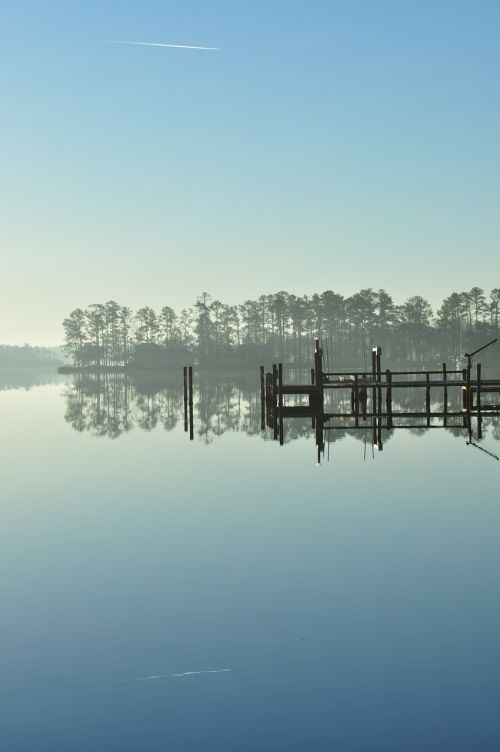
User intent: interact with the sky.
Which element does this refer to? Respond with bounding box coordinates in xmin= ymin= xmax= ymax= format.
xmin=1 ymin=0 xmax=499 ymax=344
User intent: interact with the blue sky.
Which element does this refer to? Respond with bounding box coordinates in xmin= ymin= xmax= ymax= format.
xmin=1 ymin=0 xmax=499 ymax=343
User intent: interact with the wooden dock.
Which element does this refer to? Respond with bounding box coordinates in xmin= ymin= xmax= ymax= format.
xmin=261 ymin=338 xmax=500 ymax=458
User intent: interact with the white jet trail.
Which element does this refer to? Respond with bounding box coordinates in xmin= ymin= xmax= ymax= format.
xmin=171 ymin=668 xmax=231 ymax=677
xmin=133 ymin=668 xmax=231 ymax=681
xmin=106 ymin=40 xmax=221 ymax=51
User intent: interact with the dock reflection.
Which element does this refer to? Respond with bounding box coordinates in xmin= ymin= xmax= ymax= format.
xmin=63 ymin=371 xmax=500 ymax=463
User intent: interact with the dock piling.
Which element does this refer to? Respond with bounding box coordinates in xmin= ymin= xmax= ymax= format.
xmin=188 ymin=366 xmax=194 ymax=440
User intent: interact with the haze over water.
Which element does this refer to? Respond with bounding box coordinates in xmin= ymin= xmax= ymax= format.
xmin=1 ymin=370 xmax=500 ymax=750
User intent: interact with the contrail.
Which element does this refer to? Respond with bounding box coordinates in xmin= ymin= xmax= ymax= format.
xmin=105 ymin=40 xmax=221 ymax=51
xmin=131 ymin=668 xmax=231 ymax=681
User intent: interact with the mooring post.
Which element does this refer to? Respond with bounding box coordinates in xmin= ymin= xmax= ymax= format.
xmin=462 ymin=367 xmax=467 ymax=410
xmin=426 ymin=372 xmax=431 ymax=427
xmin=278 ymin=363 xmax=284 ymax=445
xmin=183 ymin=366 xmax=188 ymax=432
xmin=477 ymin=362 xmax=482 ymax=439
xmin=462 ymin=367 xmax=468 ymax=427
xmin=266 ymin=372 xmax=272 ymax=428
xmin=371 ymin=348 xmax=377 ymax=417
xmin=311 ymin=368 xmax=316 ymax=428
xmin=442 ymin=362 xmax=448 ymax=426
xmin=376 ymin=347 xmax=382 ymax=416
xmin=260 ymin=367 xmax=266 ymax=422
xmin=188 ymin=366 xmax=194 ymax=440
xmin=386 ymin=368 xmax=392 ymax=428
xmin=354 ymin=374 xmax=359 ymax=427
xmin=272 ymin=364 xmax=278 ymax=440
xmin=313 ymin=339 xmax=324 ymax=415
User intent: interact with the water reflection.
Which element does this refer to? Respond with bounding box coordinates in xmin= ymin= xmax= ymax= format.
xmin=62 ymin=372 xmax=500 ymax=462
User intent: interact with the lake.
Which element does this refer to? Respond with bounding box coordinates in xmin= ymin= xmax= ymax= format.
xmin=1 ymin=370 xmax=500 ymax=750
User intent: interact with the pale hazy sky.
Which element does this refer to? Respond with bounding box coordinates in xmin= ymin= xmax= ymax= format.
xmin=1 ymin=0 xmax=499 ymax=344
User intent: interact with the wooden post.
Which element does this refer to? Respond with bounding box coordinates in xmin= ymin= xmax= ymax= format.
xmin=188 ymin=366 xmax=194 ymax=440
xmin=314 ymin=339 xmax=324 ymax=406
xmin=266 ymin=372 xmax=272 ymax=428
xmin=272 ymin=364 xmax=278 ymax=440
xmin=354 ymin=374 xmax=359 ymax=427
xmin=371 ymin=348 xmax=377 ymax=417
xmin=476 ymin=362 xmax=481 ymax=411
xmin=260 ymin=366 xmax=265 ymax=431
xmin=426 ymin=372 xmax=431 ymax=427
xmin=462 ymin=367 xmax=468 ymax=427
xmin=386 ymin=369 xmax=392 ymax=428
xmin=442 ymin=362 xmax=447 ymax=427
xmin=278 ymin=363 xmax=284 ymax=445
xmin=183 ymin=366 xmax=188 ymax=432
xmin=376 ymin=347 xmax=382 ymax=417
xmin=311 ymin=368 xmax=316 ymax=428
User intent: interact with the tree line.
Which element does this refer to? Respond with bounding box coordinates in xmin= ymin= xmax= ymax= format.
xmin=0 ymin=344 xmax=62 ymax=368
xmin=63 ymin=286 xmax=500 ymax=368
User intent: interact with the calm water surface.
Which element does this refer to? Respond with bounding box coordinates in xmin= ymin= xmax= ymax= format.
xmin=1 ymin=371 xmax=500 ymax=751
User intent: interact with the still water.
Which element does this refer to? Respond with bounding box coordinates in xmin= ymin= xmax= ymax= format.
xmin=1 ymin=370 xmax=500 ymax=751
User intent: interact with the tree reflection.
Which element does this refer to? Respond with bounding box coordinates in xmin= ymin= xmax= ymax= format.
xmin=63 ymin=372 xmax=499 ymax=454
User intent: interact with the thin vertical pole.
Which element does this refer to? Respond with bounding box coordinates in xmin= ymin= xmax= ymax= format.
xmin=354 ymin=374 xmax=359 ymax=427
xmin=183 ymin=366 xmax=188 ymax=432
xmin=272 ymin=364 xmax=278 ymax=440
xmin=260 ymin=366 xmax=265 ymax=431
xmin=311 ymin=368 xmax=316 ymax=428
xmin=314 ymin=339 xmax=324 ymax=411
xmin=476 ymin=362 xmax=481 ymax=411
xmin=278 ymin=363 xmax=284 ymax=445
xmin=462 ymin=367 xmax=468 ymax=427
xmin=386 ymin=369 xmax=392 ymax=429
xmin=426 ymin=371 xmax=431 ymax=426
xmin=188 ymin=366 xmax=194 ymax=440
xmin=442 ymin=362 xmax=448 ymax=427
xmin=266 ymin=373 xmax=272 ymax=428
xmin=371 ymin=348 xmax=377 ymax=417
xmin=376 ymin=347 xmax=382 ymax=417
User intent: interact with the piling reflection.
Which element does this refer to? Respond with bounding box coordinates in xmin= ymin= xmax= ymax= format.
xmin=262 ymin=340 xmax=500 ymax=463
xmin=63 ymin=371 xmax=500 ymax=463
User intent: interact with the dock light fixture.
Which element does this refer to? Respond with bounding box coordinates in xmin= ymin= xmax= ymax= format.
xmin=464 ymin=338 xmax=498 ymax=370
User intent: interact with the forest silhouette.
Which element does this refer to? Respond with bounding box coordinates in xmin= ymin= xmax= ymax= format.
xmin=62 ymin=287 xmax=500 ymax=369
